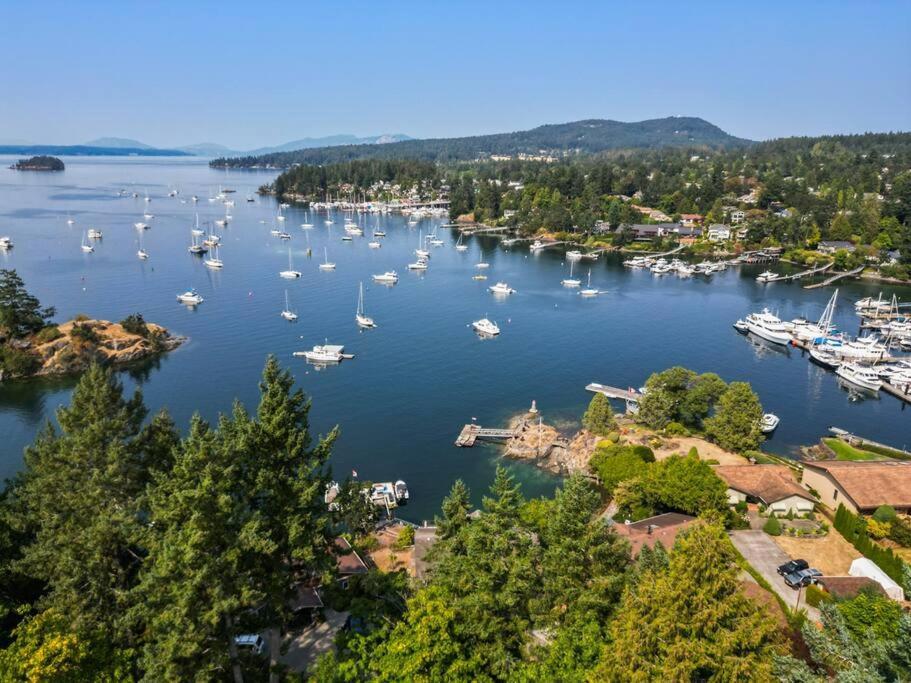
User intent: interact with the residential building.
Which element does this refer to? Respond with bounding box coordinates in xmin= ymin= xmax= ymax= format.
xmin=613 ymin=512 xmax=697 ymax=557
xmin=680 ymin=213 xmax=704 ymax=227
xmin=731 ymin=210 xmax=746 ymax=224
xmin=707 ymin=224 xmax=732 ymax=242
xmin=817 ymin=240 xmax=856 ymax=255
xmin=714 ymin=465 xmax=816 ymax=515
xmin=618 ymin=223 xmax=701 ymax=241
xmin=801 ymin=460 xmax=911 ymax=514
xmin=334 ymin=537 xmax=369 ymax=588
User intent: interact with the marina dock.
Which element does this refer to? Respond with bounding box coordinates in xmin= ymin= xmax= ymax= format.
xmin=455 ymin=424 xmax=519 ymax=447
xmin=585 ymin=383 xmax=642 ymax=401
xmin=803 ymin=265 xmax=865 ymax=289
xmin=764 ymin=262 xmax=833 ymax=283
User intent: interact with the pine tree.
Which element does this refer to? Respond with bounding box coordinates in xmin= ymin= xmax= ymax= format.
xmin=582 ymin=393 xmax=617 ymax=435
xmin=436 ymin=479 xmax=471 ymax=540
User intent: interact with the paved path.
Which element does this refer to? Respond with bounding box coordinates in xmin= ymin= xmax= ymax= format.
xmin=278 ymin=609 xmax=349 ymax=674
xmin=730 ymin=530 xmax=819 ymax=621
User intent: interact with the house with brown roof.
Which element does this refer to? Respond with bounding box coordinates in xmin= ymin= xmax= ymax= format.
xmin=613 ymin=512 xmax=697 ymax=556
xmin=801 ymin=460 xmax=911 ymax=515
xmin=334 ymin=537 xmax=369 ymax=588
xmin=714 ymin=465 xmax=816 ymax=515
xmin=817 ymin=576 xmax=886 ymax=600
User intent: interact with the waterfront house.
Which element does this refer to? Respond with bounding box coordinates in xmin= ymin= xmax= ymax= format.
xmin=335 ymin=537 xmax=369 ymax=588
xmin=817 ymin=240 xmax=856 ymax=255
xmin=707 ymin=224 xmax=732 ymax=242
xmin=714 ymin=465 xmax=816 ymax=515
xmin=613 ymin=512 xmax=697 ymax=557
xmin=801 ymin=460 xmax=911 ymax=515
xmin=680 ymin=213 xmax=704 ymax=227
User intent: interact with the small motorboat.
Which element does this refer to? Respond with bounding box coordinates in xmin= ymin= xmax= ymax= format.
xmin=760 ymin=413 xmax=780 ymax=433
xmin=733 ymin=319 xmax=749 ymax=334
xmin=473 ymin=318 xmax=500 ymax=336
xmin=177 ymin=289 xmax=204 ymax=305
xmin=488 ymin=282 xmax=516 ymax=295
xmin=372 ymin=271 xmax=398 ymax=284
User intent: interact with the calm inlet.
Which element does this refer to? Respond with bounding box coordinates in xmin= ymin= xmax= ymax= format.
xmin=1 ymin=157 xmax=909 ymax=520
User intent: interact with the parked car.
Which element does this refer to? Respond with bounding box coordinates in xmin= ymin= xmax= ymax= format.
xmin=777 ymin=559 xmax=809 ymax=576
xmin=784 ymin=568 xmax=822 ymax=589
xmin=234 ymin=634 xmax=265 ymax=655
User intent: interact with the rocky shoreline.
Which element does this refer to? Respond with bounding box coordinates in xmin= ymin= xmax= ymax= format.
xmin=0 ymin=318 xmax=184 ymax=382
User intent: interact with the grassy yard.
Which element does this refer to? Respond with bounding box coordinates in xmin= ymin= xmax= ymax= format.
xmin=823 ymin=438 xmax=888 ymax=461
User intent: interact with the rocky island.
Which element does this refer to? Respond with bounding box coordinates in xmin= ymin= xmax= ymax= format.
xmin=0 ymin=269 xmax=183 ymax=381
xmin=10 ymin=155 xmax=65 ymax=171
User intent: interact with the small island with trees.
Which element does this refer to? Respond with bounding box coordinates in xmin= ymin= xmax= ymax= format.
xmin=10 ymin=155 xmax=65 ymax=171
xmin=0 ymin=269 xmax=183 ymax=381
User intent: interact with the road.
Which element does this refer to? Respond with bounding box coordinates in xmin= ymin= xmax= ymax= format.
xmin=729 ymin=530 xmax=820 ymax=622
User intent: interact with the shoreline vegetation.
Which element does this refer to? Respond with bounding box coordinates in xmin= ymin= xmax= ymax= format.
xmin=0 ymin=269 xmax=182 ymax=382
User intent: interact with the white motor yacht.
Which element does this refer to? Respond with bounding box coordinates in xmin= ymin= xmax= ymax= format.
xmin=489 ymin=282 xmax=516 ymax=295
xmin=176 ymin=289 xmax=204 ymax=305
xmin=407 ymin=259 xmax=429 ymax=270
xmin=529 ymin=240 xmax=546 ymax=251
xmin=368 ymin=240 xmax=381 ymax=249
xmin=472 ymin=318 xmax=500 ymax=336
xmin=835 ymin=363 xmax=882 ymax=391
xmin=372 ymin=271 xmax=398 ymax=284
xmin=808 ymin=346 xmax=841 ymax=369
xmin=0 ymin=237 xmax=12 ymax=249
xmin=744 ymin=309 xmax=792 ymax=345
xmin=755 ymin=271 xmax=778 ymax=283
xmin=87 ymin=228 xmax=103 ymax=239
xmin=566 ymin=250 xmax=582 ymax=260
xmin=294 ymin=344 xmax=347 ymax=364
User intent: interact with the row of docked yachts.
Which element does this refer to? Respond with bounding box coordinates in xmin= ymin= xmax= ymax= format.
xmin=734 ymin=290 xmax=911 ymax=393
xmin=624 ymin=256 xmax=729 ymax=276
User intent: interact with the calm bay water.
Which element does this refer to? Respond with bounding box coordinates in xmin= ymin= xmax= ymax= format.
xmin=1 ymin=157 xmax=909 ymax=520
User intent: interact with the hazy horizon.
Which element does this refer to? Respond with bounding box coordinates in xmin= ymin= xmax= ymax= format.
xmin=2 ymin=1 xmax=909 ymax=148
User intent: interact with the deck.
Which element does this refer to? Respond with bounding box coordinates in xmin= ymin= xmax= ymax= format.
xmin=585 ymin=383 xmax=642 ymax=401
xmin=454 ymin=424 xmax=519 ymax=447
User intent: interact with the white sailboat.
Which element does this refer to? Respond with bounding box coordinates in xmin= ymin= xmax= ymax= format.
xmin=281 ymin=290 xmax=298 ymax=321
xmin=415 ymin=230 xmax=430 ymax=259
xmin=356 ymin=282 xmax=376 ymax=328
xmin=319 ymin=247 xmax=336 ymax=270
xmin=277 ymin=205 xmax=286 ymax=222
xmin=188 ymin=229 xmax=207 ymax=254
xmin=204 ymin=244 xmax=223 ymax=269
xmin=80 ymin=231 xmax=94 ymax=253
xmin=561 ymin=260 xmax=581 ymax=287
xmin=792 ymin=289 xmax=839 ymax=342
xmin=280 ymin=247 xmax=302 ymax=278
xmin=455 ymin=233 xmax=468 ymax=252
xmin=579 ymin=269 xmax=598 ymax=297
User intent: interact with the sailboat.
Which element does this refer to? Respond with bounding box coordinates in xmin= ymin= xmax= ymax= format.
xmin=80 ymin=231 xmax=94 ymax=253
xmin=191 ymin=214 xmax=205 ymax=237
xmin=280 ymin=247 xmax=302 ymax=278
xmin=561 ymin=260 xmax=581 ymax=287
xmin=356 ymin=282 xmax=376 ymax=328
xmin=137 ymin=231 xmax=149 ymax=260
xmin=455 ymin=232 xmax=468 ymax=252
xmin=415 ymin=230 xmax=430 ymax=259
xmin=277 ymin=205 xmax=286 ymax=222
xmin=281 ymin=290 xmax=298 ymax=321
xmin=579 ymin=269 xmax=598 ymax=297
xmin=188 ymin=229 xmax=207 ymax=254
xmin=204 ymin=244 xmax=223 ymax=269
xmin=791 ymin=289 xmax=839 ymax=342
xmin=319 ymin=247 xmax=336 ymax=271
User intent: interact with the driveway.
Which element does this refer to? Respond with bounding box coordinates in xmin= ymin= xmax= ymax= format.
xmin=730 ymin=530 xmax=819 ymax=622
xmin=278 ymin=609 xmax=349 ymax=674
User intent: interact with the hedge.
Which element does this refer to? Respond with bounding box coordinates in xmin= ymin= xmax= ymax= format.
xmin=834 ymin=504 xmax=907 ymax=585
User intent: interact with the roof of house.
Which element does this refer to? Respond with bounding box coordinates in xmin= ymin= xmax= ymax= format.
xmin=613 ymin=512 xmax=697 ymax=556
xmin=818 ymin=240 xmax=855 ymax=249
xmin=802 ymin=460 xmax=911 ymax=510
xmin=817 ymin=576 xmax=886 ymax=599
xmin=708 ymin=223 xmax=731 ymax=230
xmin=714 ymin=465 xmax=815 ymax=505
xmin=334 ymin=537 xmax=369 ymax=575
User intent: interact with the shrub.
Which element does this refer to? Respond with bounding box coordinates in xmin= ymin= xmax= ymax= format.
xmin=664 ymin=421 xmax=689 ymax=436
xmin=763 ymin=514 xmax=782 ymax=536
xmin=73 ymin=313 xmax=90 ymax=322
xmin=834 ymin=504 xmax=908 ymax=584
xmin=119 ymin=313 xmax=150 ymax=338
xmin=805 ymin=584 xmax=828 ymax=608
xmin=605 ymin=431 xmax=620 ymax=444
xmin=0 ymin=346 xmax=40 ymax=377
xmin=734 ymin=501 xmax=748 ymax=514
xmin=867 ymin=518 xmax=892 ymax=539
xmin=590 ymin=444 xmax=651 ymax=495
xmin=393 ymin=525 xmax=415 ymax=550
xmin=686 ymin=446 xmax=699 ymax=459
xmin=34 ymin=325 xmax=63 ymax=343
xmin=70 ymin=323 xmax=100 ymax=344
xmin=630 ymin=445 xmax=655 ymax=463
xmin=873 ymin=505 xmax=897 ymax=523
xmin=888 ymin=517 xmax=911 ymax=547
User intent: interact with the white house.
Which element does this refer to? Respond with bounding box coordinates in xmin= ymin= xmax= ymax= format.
xmin=731 ymin=210 xmax=746 ymax=224
xmin=715 ymin=465 xmax=816 ymax=515
xmin=707 ymin=224 xmax=732 ymax=242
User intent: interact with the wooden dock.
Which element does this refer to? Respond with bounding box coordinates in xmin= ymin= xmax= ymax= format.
xmin=455 ymin=424 xmax=519 ymax=447
xmin=586 ymin=383 xmax=642 ymax=401
xmin=803 ymin=265 xmax=865 ymax=289
xmin=765 ymin=262 xmax=833 ymax=283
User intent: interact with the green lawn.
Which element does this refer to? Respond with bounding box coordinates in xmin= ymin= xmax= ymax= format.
xmin=823 ymin=438 xmax=888 ymax=461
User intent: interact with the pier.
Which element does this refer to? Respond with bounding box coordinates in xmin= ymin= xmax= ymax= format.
xmin=764 ymin=262 xmax=833 ymax=283
xmin=803 ymin=265 xmax=865 ymax=289
xmin=585 ymin=383 xmax=642 ymax=401
xmin=455 ymin=424 xmax=519 ymax=447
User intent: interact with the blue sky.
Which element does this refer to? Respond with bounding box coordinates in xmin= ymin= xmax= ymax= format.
xmin=1 ymin=1 xmax=908 ymax=148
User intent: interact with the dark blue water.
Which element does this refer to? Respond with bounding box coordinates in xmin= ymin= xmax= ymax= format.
xmin=1 ymin=157 xmax=909 ymax=520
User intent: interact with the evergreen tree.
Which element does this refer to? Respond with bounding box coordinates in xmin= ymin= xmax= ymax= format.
xmin=594 ymin=521 xmax=783 ymax=681
xmin=581 ymin=393 xmax=617 ymax=435
xmin=0 ymin=269 xmax=56 ymax=339
xmin=436 ymin=479 xmax=471 ymax=540
xmin=704 ymin=381 xmax=764 ymax=452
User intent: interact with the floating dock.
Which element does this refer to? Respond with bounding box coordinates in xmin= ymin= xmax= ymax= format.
xmin=764 ymin=262 xmax=833 ymax=283
xmin=585 ymin=383 xmax=642 ymax=401
xmin=803 ymin=265 xmax=865 ymax=289
xmin=455 ymin=424 xmax=519 ymax=447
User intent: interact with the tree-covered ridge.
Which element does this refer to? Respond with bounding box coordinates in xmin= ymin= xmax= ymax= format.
xmin=11 ymin=155 xmax=65 ymax=171
xmin=212 ymin=116 xmax=750 ymax=167
xmin=272 ymin=159 xmax=442 ymax=201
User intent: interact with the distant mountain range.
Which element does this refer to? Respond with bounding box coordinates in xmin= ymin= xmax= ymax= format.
xmin=0 ymin=134 xmax=413 ymax=158
xmin=213 ymin=117 xmax=753 ymax=168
